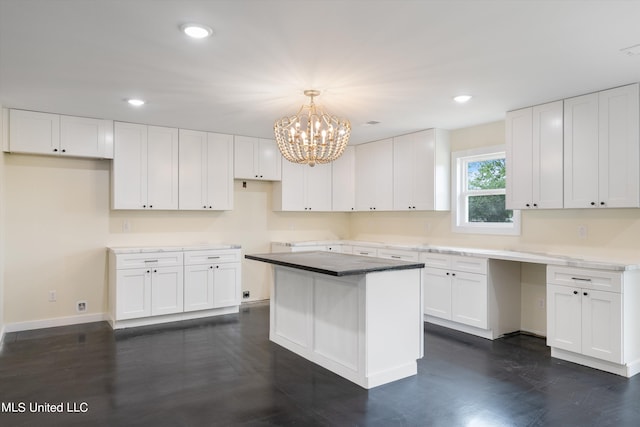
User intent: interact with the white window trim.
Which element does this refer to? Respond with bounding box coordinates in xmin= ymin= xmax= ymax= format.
xmin=451 ymin=145 xmax=521 ymax=236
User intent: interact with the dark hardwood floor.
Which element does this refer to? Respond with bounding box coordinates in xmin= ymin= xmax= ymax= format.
xmin=1 ymin=301 xmax=639 ymax=426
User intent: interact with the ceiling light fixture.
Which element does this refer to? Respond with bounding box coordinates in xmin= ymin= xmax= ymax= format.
xmin=180 ymin=23 xmax=213 ymax=39
xmin=127 ymin=99 xmax=145 ymax=107
xmin=274 ymin=90 xmax=351 ymax=167
xmin=454 ymin=95 xmax=472 ymax=104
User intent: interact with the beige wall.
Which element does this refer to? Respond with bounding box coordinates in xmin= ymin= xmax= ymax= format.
xmin=2 ymin=154 xmax=349 ymax=325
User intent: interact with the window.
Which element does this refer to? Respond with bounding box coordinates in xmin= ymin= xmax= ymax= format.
xmin=451 ymin=145 xmax=520 ymax=235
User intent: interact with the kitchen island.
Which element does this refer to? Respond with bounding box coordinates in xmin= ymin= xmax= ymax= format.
xmin=245 ymin=251 xmax=425 ymax=389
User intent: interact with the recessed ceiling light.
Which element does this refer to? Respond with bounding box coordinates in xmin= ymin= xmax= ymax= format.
xmin=180 ymin=23 xmax=213 ymax=39
xmin=453 ymin=95 xmax=472 ymax=104
xmin=127 ymin=99 xmax=145 ymax=107
xmin=363 ymin=121 xmax=381 ymax=126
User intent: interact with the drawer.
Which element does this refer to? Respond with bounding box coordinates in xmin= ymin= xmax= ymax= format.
xmin=420 ymin=252 xmax=450 ymax=269
xmin=377 ymin=248 xmax=420 ymax=262
xmin=352 ymin=245 xmax=378 ymax=257
xmin=184 ymin=249 xmax=241 ymax=265
xmin=115 ymin=251 xmax=183 ymax=269
xmin=547 ymin=265 xmax=622 ymax=293
xmin=450 ymin=255 xmax=487 ymax=275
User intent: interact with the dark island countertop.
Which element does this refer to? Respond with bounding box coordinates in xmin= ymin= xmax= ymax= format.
xmin=245 ymin=251 xmax=425 ymax=277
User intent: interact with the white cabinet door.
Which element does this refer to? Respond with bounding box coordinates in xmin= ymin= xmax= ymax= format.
xmin=305 ymin=163 xmax=332 ymax=210
xmin=546 ymin=284 xmax=582 ymax=354
xmin=564 ymin=93 xmax=599 ymax=208
xmin=60 ymin=115 xmax=113 ymax=158
xmin=393 ymin=133 xmax=415 ymax=210
xmin=116 ymin=268 xmax=152 ymax=320
xmin=179 ymin=130 xmax=233 ymax=210
xmin=257 ymin=138 xmax=282 ymax=181
xmin=356 ymin=139 xmax=393 ymax=211
xmin=533 ymin=101 xmax=564 ymax=208
xmin=275 ymin=161 xmax=332 ymax=211
xmin=393 ymin=129 xmax=448 ymax=211
xmin=9 ymin=109 xmax=60 ymax=155
xmin=564 ymin=84 xmax=639 ymax=208
xmin=424 ymin=267 xmax=452 ymax=320
xmin=146 ymin=126 xmax=179 ymax=210
xmin=179 ymin=129 xmax=207 ymax=209
xmin=507 ymin=102 xmax=563 ymax=210
xmin=113 ymin=122 xmax=148 ymax=209
xmin=506 ymin=107 xmax=533 ymax=209
xmin=451 ymin=271 xmax=488 ymax=329
xmin=183 ymin=264 xmax=214 ymax=312
xmin=234 ymin=136 xmax=282 ymax=180
xmin=213 ymin=263 xmax=241 ymax=308
xmin=581 ymin=289 xmax=622 ymax=363
xmin=206 ymin=133 xmax=234 ymax=210
xmin=150 ymin=265 xmax=184 ymax=316
xmin=277 ymin=161 xmax=306 ymax=211
xmin=234 ymin=135 xmax=257 ymax=179
xmin=332 ymin=146 xmax=355 ymax=211
xmin=598 ymin=84 xmax=639 ymax=208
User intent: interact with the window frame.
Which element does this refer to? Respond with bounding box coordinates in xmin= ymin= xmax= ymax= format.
xmin=451 ymin=145 xmax=521 ymax=235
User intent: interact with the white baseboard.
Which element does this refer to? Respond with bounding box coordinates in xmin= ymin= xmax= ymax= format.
xmin=3 ymin=312 xmax=109 ymax=334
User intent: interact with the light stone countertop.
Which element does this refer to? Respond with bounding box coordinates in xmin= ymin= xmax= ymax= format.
xmin=108 ymin=244 xmax=241 ymax=254
xmin=271 ymin=240 xmax=640 ymax=271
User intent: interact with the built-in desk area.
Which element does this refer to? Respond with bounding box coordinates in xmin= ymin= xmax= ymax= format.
xmin=271 ymin=241 xmax=640 ymax=378
xmin=246 ymin=251 xmax=425 ymax=389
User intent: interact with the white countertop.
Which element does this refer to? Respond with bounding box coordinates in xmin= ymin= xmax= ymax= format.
xmin=271 ymin=240 xmax=640 ymax=271
xmin=109 ymin=244 xmax=241 ymax=254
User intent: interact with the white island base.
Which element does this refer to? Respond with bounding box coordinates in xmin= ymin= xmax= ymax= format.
xmin=269 ymin=266 xmax=423 ymax=389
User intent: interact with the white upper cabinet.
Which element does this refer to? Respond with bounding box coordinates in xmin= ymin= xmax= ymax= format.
xmin=332 ymin=146 xmax=356 ymax=212
xmin=564 ymin=83 xmax=639 ymax=208
xmin=234 ymin=135 xmax=282 ymax=181
xmin=506 ymin=101 xmax=563 ymax=209
xmin=393 ymin=129 xmax=450 ymax=211
xmin=112 ymin=122 xmax=179 ymax=210
xmin=179 ymin=129 xmax=233 ymax=210
xmin=273 ymin=161 xmax=332 ymax=211
xmin=7 ymin=109 xmax=113 ymax=158
xmin=356 ymin=138 xmax=393 ymax=211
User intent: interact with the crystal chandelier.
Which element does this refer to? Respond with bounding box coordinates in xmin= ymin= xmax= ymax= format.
xmin=274 ymin=90 xmax=351 ymax=167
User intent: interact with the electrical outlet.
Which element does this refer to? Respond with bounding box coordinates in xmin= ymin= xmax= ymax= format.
xmin=123 ymin=219 xmax=131 ymax=233
xmin=77 ymin=301 xmax=87 ymax=312
xmin=538 ymin=298 xmax=545 ymax=309
xmin=242 ymin=291 xmax=250 ymax=299
xmin=48 ymin=290 xmax=57 ymax=302
xmin=577 ymin=225 xmax=588 ymax=239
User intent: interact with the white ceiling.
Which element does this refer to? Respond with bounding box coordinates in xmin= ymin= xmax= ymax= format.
xmin=1 ymin=0 xmax=640 ymax=144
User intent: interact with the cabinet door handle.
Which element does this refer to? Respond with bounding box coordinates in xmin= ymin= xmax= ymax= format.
xmin=153 ymin=269 xmax=157 ymax=273
xmin=533 ymin=203 xmax=538 ymax=207
xmin=144 ymin=260 xmax=159 ymax=263
xmin=600 ymin=202 xmax=605 ymax=206
xmin=451 ymin=273 xmax=456 ymax=277
xmin=391 ymin=255 xmax=401 ymax=259
xmin=583 ymin=292 xmax=589 ymax=296
xmin=61 ymin=149 xmax=66 ymax=153
xmin=571 ymin=277 xmax=592 ymax=282
xmin=53 ymin=148 xmax=58 ymax=152
xmin=146 ymin=270 xmax=150 ymax=273
xmin=590 ymin=202 xmax=596 ymax=206
xmin=203 ymin=205 xmax=207 ymax=208
xmin=446 ymin=272 xmax=450 ymax=276
xmin=209 ymin=266 xmax=213 ymax=269
xmin=207 ymin=256 xmax=220 ymax=259
xmin=573 ymin=290 xmax=579 ymax=295
xmin=216 ymin=265 xmax=219 ymax=269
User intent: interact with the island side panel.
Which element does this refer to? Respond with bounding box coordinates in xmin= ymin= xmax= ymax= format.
xmin=365 ymin=268 xmax=422 ymax=387
xmin=270 ymin=267 xmax=314 ymax=353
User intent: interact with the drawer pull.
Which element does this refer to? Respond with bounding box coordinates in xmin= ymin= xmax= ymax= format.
xmin=144 ymin=260 xmax=159 ymax=263
xmin=207 ymin=256 xmax=221 ymax=259
xmin=391 ymin=255 xmax=401 ymax=259
xmin=571 ymin=277 xmax=592 ymax=282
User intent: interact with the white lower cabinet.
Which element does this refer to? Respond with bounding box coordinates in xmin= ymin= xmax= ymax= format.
xmin=545 ymin=265 xmax=640 ymax=376
xmin=109 ymin=247 xmax=242 ymax=329
xmin=183 ymin=249 xmax=241 ymax=311
xmin=422 ymin=253 xmax=520 ymax=339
